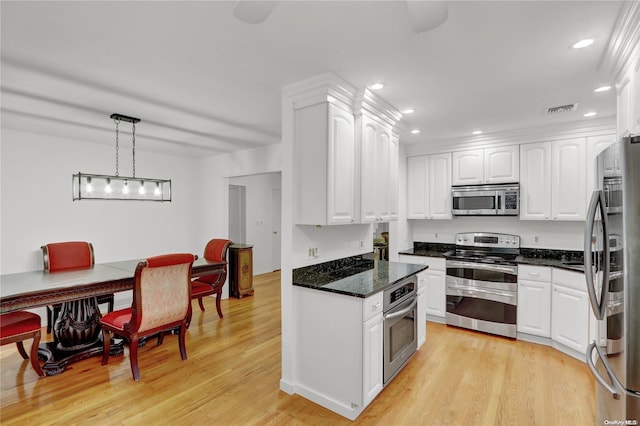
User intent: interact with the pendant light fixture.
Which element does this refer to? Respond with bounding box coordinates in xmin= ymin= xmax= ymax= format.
xmin=72 ymin=114 xmax=172 ymax=202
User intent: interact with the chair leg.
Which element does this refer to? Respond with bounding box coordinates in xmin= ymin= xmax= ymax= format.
xmin=197 ymin=297 xmax=206 ymax=312
xmin=157 ymin=332 xmax=164 ymax=346
xmin=29 ymin=331 xmax=45 ymax=377
xmin=16 ymin=341 xmax=29 ymax=359
xmin=178 ymin=324 xmax=187 ymax=361
xmin=101 ymin=328 xmax=111 ymax=365
xmin=130 ymin=339 xmax=140 ymax=381
xmin=215 ymin=289 xmax=224 ymax=319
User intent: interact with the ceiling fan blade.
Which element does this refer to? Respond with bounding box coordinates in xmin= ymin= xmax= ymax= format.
xmin=233 ymin=1 xmax=279 ymax=24
xmin=406 ymin=1 xmax=449 ymax=34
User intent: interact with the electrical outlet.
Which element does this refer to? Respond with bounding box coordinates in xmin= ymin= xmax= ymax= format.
xmin=533 ymin=235 xmax=540 ymax=244
xmin=435 ymin=232 xmax=439 ymax=239
xmin=360 ymin=240 xmax=364 ymax=249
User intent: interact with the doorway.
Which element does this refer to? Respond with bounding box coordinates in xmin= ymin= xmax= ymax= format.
xmin=228 ymin=184 xmax=246 ymax=244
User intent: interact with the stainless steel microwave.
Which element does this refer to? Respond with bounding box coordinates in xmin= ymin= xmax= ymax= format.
xmin=451 ymin=184 xmax=519 ymax=216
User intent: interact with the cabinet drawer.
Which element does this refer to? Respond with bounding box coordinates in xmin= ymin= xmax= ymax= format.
xmin=518 ymin=265 xmax=551 ymax=282
xmin=363 ymin=293 xmax=384 ymax=322
xmin=552 ymin=268 xmax=585 ymax=291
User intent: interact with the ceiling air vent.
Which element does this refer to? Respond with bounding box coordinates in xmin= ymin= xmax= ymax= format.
xmin=546 ymin=103 xmax=579 ymax=116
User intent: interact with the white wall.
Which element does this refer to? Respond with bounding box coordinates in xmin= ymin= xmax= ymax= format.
xmin=228 ymin=172 xmax=281 ymax=274
xmin=0 ymin=128 xmax=201 ymax=274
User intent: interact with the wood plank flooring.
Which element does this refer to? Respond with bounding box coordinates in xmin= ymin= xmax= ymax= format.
xmin=0 ymin=271 xmax=595 ymax=425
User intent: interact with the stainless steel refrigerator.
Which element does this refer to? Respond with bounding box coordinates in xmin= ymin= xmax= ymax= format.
xmin=585 ymin=134 xmax=640 ymax=424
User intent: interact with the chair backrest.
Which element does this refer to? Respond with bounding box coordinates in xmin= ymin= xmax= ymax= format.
xmin=130 ymin=253 xmax=196 ymax=334
xmin=203 ymin=239 xmax=232 ymax=262
xmin=42 ymin=241 xmax=95 ymax=272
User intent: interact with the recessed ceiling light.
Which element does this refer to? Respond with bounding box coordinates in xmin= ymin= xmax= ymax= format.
xmin=472 ymin=130 xmax=483 ymax=135
xmin=402 ymin=108 xmax=415 ymax=114
xmin=370 ymin=83 xmax=384 ymax=90
xmin=594 ymin=85 xmax=611 ymax=93
xmin=572 ymin=38 xmax=594 ymax=49
xmin=584 ymin=112 xmax=598 ymax=117
xmin=411 ymin=129 xmax=421 ymax=134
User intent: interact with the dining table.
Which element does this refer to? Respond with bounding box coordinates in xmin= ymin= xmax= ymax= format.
xmin=0 ymin=257 xmax=225 ymax=375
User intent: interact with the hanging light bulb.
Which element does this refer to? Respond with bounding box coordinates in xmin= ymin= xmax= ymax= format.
xmin=122 ymin=179 xmax=130 ymax=194
xmin=154 ymin=182 xmax=161 ymax=196
xmin=138 ymin=180 xmax=146 ymax=195
xmin=105 ymin=178 xmax=112 ymax=194
xmin=85 ymin=176 xmax=93 ymax=193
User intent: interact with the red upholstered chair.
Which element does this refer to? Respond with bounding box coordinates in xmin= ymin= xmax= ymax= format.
xmin=100 ymin=253 xmax=196 ymax=381
xmin=191 ymin=239 xmax=231 ymax=319
xmin=0 ymin=311 xmax=45 ymax=377
xmin=42 ymin=242 xmax=115 ymax=333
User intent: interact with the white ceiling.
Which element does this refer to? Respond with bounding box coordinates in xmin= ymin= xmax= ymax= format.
xmin=0 ymin=1 xmax=624 ymax=157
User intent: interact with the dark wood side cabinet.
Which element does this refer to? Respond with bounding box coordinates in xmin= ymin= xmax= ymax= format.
xmin=229 ymin=244 xmax=254 ymax=298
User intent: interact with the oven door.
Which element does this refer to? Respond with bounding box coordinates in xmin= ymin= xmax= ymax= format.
xmin=445 ymin=260 xmax=518 ymax=338
xmin=383 ymin=295 xmax=417 ymax=385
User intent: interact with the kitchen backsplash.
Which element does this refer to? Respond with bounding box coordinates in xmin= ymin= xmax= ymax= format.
xmin=409 ymin=216 xmax=585 ymax=250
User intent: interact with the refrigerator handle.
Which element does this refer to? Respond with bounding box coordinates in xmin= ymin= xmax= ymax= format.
xmin=584 ymin=191 xmax=610 ymax=320
xmin=586 ymin=341 xmax=624 ymax=400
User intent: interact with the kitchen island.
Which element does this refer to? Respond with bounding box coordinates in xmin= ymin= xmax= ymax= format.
xmin=291 ymin=255 xmax=427 ymax=420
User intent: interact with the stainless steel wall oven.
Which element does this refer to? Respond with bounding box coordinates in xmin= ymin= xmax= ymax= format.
xmin=383 ymin=275 xmax=418 ymax=386
xmin=444 ymin=232 xmax=520 ymax=338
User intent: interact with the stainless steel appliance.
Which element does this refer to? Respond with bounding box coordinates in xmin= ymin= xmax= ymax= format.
xmin=451 ymin=183 xmax=519 ymax=216
xmin=585 ymin=135 xmax=639 ymax=424
xmin=383 ymin=275 xmax=418 ymax=386
xmin=444 ymin=232 xmax=520 ymax=338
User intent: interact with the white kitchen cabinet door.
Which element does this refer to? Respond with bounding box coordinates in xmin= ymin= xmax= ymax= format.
xmin=362 ymin=313 xmax=383 ymax=405
xmin=484 ymin=145 xmax=519 ymax=183
xmin=406 ymin=156 xmax=429 ymax=219
xmin=294 ymin=102 xmax=356 ymax=225
xmin=327 ymin=104 xmax=357 ymax=224
xmin=617 ymin=77 xmax=632 ymax=137
xmin=551 ymin=283 xmax=589 ymax=353
xmin=424 ymin=268 xmax=446 ymax=318
xmin=632 ymin=56 xmax=640 ymax=135
xmin=452 ymin=149 xmax=483 ymax=185
xmin=517 ymin=278 xmax=551 ymax=337
xmin=586 ymin=134 xmax=616 ymax=196
xmin=551 ymin=138 xmax=587 ymax=220
xmin=385 ymin=131 xmax=399 ymax=221
xmin=360 ymin=114 xmax=379 ymax=223
xmin=520 ymin=142 xmax=551 ymax=220
xmin=375 ymin=126 xmax=391 ymax=220
xmin=417 ymin=273 xmax=427 ymax=348
xmin=428 ymin=153 xmax=452 ymax=219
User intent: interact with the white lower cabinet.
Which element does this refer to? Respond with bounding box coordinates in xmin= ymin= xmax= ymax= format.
xmin=551 ymin=268 xmax=590 ymax=355
xmin=416 ymin=272 xmax=427 ymax=348
xmin=517 ymin=265 xmax=551 ymax=337
xmin=293 ymin=287 xmax=383 ymax=420
xmin=398 ymin=255 xmax=446 ymax=320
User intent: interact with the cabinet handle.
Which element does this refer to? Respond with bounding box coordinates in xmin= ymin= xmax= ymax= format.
xmin=372 ymin=303 xmax=381 ymax=311
xmin=545 ymin=215 xmax=549 ymax=219
xmin=529 ymin=272 xmax=539 ymax=276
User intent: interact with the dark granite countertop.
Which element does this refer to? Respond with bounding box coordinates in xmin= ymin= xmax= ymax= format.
xmin=293 ymin=254 xmax=428 ymax=298
xmin=399 ymin=242 xmax=585 ymax=273
xmin=398 ymin=242 xmax=455 ymax=258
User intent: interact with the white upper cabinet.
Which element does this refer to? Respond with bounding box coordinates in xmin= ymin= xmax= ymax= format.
xmin=428 ymin=153 xmax=452 ymax=219
xmin=586 ymin=134 xmax=616 ymax=196
xmin=520 ymin=142 xmax=552 ymax=220
xmin=551 ymin=138 xmax=587 ymax=220
xmin=406 ymin=153 xmax=451 ymax=220
xmin=452 ymin=145 xmax=519 ymax=185
xmin=520 ymin=138 xmax=587 ymax=221
xmin=406 ymin=156 xmax=429 ymax=219
xmin=357 ymin=90 xmax=402 ymax=223
xmin=289 ymin=76 xmax=358 ymax=225
xmin=483 ymin=145 xmax=520 ymax=184
xmin=452 ymin=149 xmax=483 ymax=185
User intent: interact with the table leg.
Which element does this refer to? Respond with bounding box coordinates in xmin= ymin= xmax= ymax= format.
xmin=39 ymin=297 xmax=124 ymax=376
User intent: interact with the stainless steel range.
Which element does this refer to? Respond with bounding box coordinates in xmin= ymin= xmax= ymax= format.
xmin=444 ymin=232 xmax=520 ymax=338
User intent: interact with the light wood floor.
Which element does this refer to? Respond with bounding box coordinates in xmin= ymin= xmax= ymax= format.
xmin=1 ymin=271 xmax=595 ymax=425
